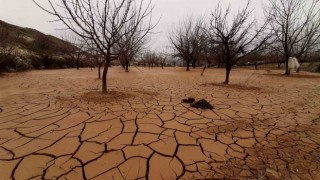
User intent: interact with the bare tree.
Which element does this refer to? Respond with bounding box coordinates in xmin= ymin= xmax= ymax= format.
xmin=141 ymin=51 xmax=166 ymax=68
xmin=61 ymin=33 xmax=87 ymax=70
xmin=266 ymin=45 xmax=284 ymax=69
xmin=81 ymin=38 xmax=105 ymax=78
xmin=33 ymin=0 xmax=155 ymax=93
xmin=168 ymin=17 xmax=206 ymax=71
xmin=142 ymin=51 xmax=157 ymax=68
xmin=94 ymin=53 xmax=104 ymax=79
xmin=242 ymin=51 xmax=266 ymax=70
xmin=157 ymin=52 xmax=167 ymax=69
xmin=117 ymin=29 xmax=147 ymax=72
xmin=201 ymin=38 xmax=220 ymax=68
xmin=266 ymin=0 xmax=320 ymax=74
xmin=207 ymin=1 xmax=270 ymax=84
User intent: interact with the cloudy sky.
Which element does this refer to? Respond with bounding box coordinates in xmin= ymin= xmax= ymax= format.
xmin=0 ymin=0 xmax=266 ymax=50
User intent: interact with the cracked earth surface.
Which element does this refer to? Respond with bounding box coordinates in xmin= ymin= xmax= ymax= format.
xmin=0 ymin=68 xmax=319 ymax=179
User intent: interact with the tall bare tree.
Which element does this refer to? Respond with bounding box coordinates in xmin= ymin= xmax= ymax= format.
xmin=266 ymin=0 xmax=320 ymax=74
xmin=33 ymin=0 xmax=155 ymax=93
xmin=207 ymin=1 xmax=270 ymax=84
xmin=168 ymin=17 xmax=206 ymax=71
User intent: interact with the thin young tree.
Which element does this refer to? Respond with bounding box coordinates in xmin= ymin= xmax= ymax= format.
xmin=266 ymin=0 xmax=320 ymax=74
xmin=168 ymin=17 xmax=206 ymax=71
xmin=117 ymin=29 xmax=148 ymax=72
xmin=201 ymin=37 xmax=221 ymax=68
xmin=143 ymin=51 xmax=156 ymax=68
xmin=94 ymin=52 xmax=104 ymax=79
xmin=61 ymin=33 xmax=85 ymax=69
xmin=157 ymin=51 xmax=167 ymax=69
xmin=207 ymin=1 xmax=270 ymax=84
xmin=266 ymin=45 xmax=284 ymax=69
xmin=33 ymin=0 xmax=155 ymax=93
xmin=143 ymin=51 xmax=164 ymax=68
xmin=81 ymin=38 xmax=105 ymax=78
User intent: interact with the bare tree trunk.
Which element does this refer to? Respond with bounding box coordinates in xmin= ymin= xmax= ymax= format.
xmin=125 ymin=60 xmax=129 ymax=72
xmin=77 ymin=59 xmax=80 ymax=70
xmin=186 ymin=61 xmax=190 ymax=71
xmin=285 ymin=56 xmax=290 ymax=75
xmin=207 ymin=62 xmax=211 ymax=68
xmin=192 ymin=60 xmax=196 ymax=69
xmin=76 ymin=53 xmax=80 ymax=70
xmin=296 ymin=62 xmax=303 ymax=72
xmin=277 ymin=62 xmax=281 ymax=69
xmin=102 ymin=60 xmax=110 ymax=93
xmin=255 ymin=61 xmax=258 ymax=70
xmin=98 ymin=63 xmax=101 ymax=79
xmin=224 ymin=64 xmax=232 ymax=84
xmin=201 ymin=66 xmax=206 ymax=76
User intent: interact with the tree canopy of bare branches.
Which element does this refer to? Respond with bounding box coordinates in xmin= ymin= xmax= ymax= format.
xmin=33 ymin=0 xmax=155 ymax=93
xmin=207 ymin=1 xmax=270 ymax=84
xmin=168 ymin=17 xmax=206 ymax=71
xmin=266 ymin=0 xmax=320 ymax=74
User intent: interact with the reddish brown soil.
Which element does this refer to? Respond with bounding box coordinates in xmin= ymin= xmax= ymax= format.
xmin=0 ymin=67 xmax=319 ymax=179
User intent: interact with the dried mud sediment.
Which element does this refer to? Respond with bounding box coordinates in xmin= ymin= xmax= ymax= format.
xmin=0 ymin=68 xmax=319 ymax=179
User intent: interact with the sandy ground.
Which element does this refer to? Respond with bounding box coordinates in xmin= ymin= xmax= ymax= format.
xmin=0 ymin=67 xmax=319 ymax=179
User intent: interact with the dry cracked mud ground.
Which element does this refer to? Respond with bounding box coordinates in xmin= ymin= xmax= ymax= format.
xmin=0 ymin=67 xmax=319 ymax=180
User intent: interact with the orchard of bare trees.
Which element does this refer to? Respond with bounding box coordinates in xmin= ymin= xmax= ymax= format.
xmin=169 ymin=0 xmax=320 ymax=83
xmin=168 ymin=17 xmax=206 ymax=71
xmin=29 ymin=0 xmax=320 ymax=90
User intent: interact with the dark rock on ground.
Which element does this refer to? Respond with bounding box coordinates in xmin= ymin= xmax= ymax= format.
xmin=191 ymin=99 xmax=214 ymax=110
xmin=182 ymin=97 xmax=195 ymax=104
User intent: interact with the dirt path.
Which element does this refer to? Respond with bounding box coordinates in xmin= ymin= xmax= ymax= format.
xmin=0 ymin=67 xmax=319 ymax=179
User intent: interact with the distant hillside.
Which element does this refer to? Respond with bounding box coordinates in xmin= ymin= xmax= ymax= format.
xmin=0 ymin=19 xmax=90 ymax=71
xmin=0 ymin=19 xmax=74 ymax=54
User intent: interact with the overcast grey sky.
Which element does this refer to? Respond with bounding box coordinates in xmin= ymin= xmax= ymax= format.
xmin=0 ymin=0 xmax=265 ymax=50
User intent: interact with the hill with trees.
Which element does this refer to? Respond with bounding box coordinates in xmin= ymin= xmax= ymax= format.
xmin=0 ymin=19 xmax=82 ymax=71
